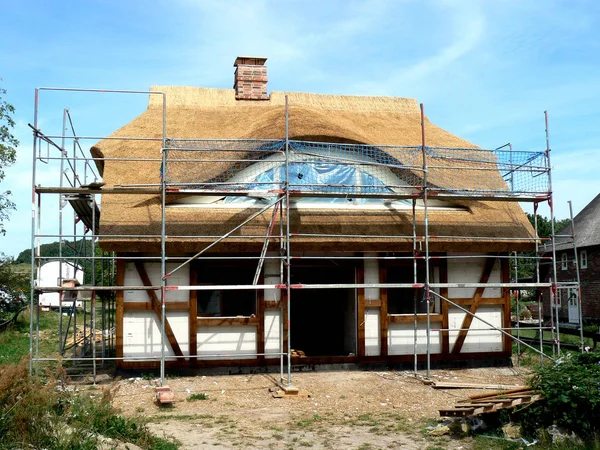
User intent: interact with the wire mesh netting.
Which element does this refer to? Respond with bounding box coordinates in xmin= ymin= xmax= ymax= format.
xmin=164 ymin=139 xmax=550 ymax=197
xmin=425 ymin=146 xmax=549 ymax=195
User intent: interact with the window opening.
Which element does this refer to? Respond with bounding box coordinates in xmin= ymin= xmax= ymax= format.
xmin=195 ymin=265 xmax=257 ymax=317
xmin=580 ymin=250 xmax=587 ymax=269
xmin=387 ymin=262 xmax=439 ymax=314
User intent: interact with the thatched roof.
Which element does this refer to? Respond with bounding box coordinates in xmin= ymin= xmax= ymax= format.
xmin=554 ymin=193 xmax=600 ymax=251
xmin=91 ymin=86 xmax=535 ymax=253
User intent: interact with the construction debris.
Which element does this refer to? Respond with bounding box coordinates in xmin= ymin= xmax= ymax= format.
xmin=155 ymin=386 xmax=175 ymax=405
xmin=439 ymin=386 xmax=541 ymax=418
xmin=270 ymin=384 xmax=311 ymax=399
xmin=290 ymin=349 xmax=307 ymax=358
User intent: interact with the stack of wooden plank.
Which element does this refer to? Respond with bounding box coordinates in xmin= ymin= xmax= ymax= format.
xmin=270 ymin=385 xmax=311 ymax=399
xmin=430 ymin=381 xmax=522 ymax=390
xmin=65 ymin=329 xmax=104 ymax=348
xmin=439 ymin=386 xmax=541 ymax=418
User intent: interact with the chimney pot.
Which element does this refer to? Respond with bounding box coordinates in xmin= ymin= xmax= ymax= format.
xmin=234 ymin=56 xmax=269 ymax=101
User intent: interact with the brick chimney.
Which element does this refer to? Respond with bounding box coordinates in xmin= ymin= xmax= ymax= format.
xmin=233 ymin=56 xmax=269 ymax=100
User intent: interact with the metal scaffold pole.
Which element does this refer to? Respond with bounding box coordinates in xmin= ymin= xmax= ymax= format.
xmin=514 ymin=251 xmax=521 ymax=366
xmin=412 ymin=198 xmax=418 ymax=374
xmin=533 ymin=203 xmax=544 ymax=364
xmin=545 ymin=111 xmax=561 ymax=355
xmin=285 ymin=95 xmax=292 ymax=386
xmin=160 ymin=93 xmax=167 ymax=385
xmin=279 ymin=209 xmax=285 ymax=383
xmin=29 ymin=89 xmax=39 ymax=375
xmin=58 ymin=109 xmax=67 ymax=354
xmin=568 ymin=200 xmax=584 ymax=351
xmin=92 ymin=193 xmax=97 ymax=384
xmin=35 ymin=192 xmax=41 ymax=373
xmin=420 ymin=103 xmax=432 ymax=378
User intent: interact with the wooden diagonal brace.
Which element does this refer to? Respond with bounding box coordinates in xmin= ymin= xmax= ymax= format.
xmin=452 ymin=256 xmax=497 ymax=354
xmin=134 ymin=262 xmax=184 ymax=357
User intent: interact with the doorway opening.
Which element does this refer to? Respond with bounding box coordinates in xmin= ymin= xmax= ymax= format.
xmin=290 ymin=264 xmax=356 ymax=357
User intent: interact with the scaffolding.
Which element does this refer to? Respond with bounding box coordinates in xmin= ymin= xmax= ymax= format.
xmin=28 ymin=87 xmax=585 ymax=385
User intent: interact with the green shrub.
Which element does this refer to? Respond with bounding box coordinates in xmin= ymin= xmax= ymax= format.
xmin=0 ymin=359 xmax=178 ymax=449
xmin=187 ymin=393 xmax=208 ymax=401
xmin=518 ymin=349 xmax=600 ymax=439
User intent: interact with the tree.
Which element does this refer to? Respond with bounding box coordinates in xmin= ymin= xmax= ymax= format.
xmin=0 ymin=82 xmax=18 ymax=236
xmin=526 ymin=213 xmax=570 ymax=239
xmin=0 ymin=255 xmax=29 ymax=317
xmin=511 ymin=214 xmax=571 ymax=283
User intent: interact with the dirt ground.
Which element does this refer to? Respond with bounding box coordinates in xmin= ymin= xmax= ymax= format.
xmin=105 ymin=366 xmax=528 ymax=449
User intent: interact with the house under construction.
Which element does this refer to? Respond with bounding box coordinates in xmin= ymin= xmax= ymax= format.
xmin=29 ymin=56 xmax=580 ymax=383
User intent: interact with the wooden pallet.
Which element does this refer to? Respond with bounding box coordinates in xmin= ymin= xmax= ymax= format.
xmin=439 ymin=387 xmax=541 ymax=417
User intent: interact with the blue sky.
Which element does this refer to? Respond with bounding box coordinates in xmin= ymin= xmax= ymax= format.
xmin=1 ymin=0 xmax=599 ymax=257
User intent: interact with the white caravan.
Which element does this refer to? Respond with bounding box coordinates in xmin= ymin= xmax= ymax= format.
xmin=37 ymin=261 xmax=84 ymax=309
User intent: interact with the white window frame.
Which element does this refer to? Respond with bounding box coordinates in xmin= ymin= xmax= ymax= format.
xmin=568 ymin=287 xmax=578 ymax=307
xmin=561 ymin=253 xmax=568 ymax=271
xmin=580 ymin=250 xmax=588 ymax=269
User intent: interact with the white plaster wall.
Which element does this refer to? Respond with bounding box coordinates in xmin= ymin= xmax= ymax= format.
xmin=197 ymin=326 xmax=257 ymax=360
xmin=447 ymin=254 xmax=502 ymax=299
xmin=388 ymin=322 xmax=442 ymax=355
xmin=364 ymin=308 xmax=380 ymax=356
xmin=124 ymin=262 xmax=189 ymax=302
xmin=264 ymin=308 xmax=281 ymax=358
xmin=448 ymin=305 xmax=503 ymax=353
xmin=264 ymin=255 xmax=281 ymax=301
xmin=432 ymin=265 xmax=441 ymax=312
xmin=123 ymin=310 xmax=189 ymax=360
xmin=364 ymin=255 xmax=380 ymax=300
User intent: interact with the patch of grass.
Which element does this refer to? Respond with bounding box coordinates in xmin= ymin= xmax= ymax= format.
xmin=295 ymin=413 xmax=324 ymax=429
xmin=358 ymin=413 xmax=381 ymax=426
xmin=0 ymin=310 xmax=60 ymax=366
xmin=299 ymin=441 xmax=313 ymax=447
xmin=187 ymin=392 xmax=208 ymax=401
xmin=356 ymin=444 xmax=374 ymax=450
xmin=272 ymin=433 xmax=284 ymax=440
xmin=471 ymin=435 xmax=521 ymax=450
xmin=420 ymin=419 xmax=441 ymax=436
xmin=149 ymin=413 xmax=214 ymax=422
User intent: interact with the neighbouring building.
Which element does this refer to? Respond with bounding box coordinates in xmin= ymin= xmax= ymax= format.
xmin=545 ymin=193 xmax=600 ymax=323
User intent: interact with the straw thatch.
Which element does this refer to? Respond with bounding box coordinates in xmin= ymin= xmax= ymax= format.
xmin=91 ymin=86 xmax=534 ymax=253
xmin=553 ymin=193 xmax=600 ymax=251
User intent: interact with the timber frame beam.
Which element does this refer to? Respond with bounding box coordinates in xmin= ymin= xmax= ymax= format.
xmin=451 ymin=255 xmax=498 ymax=354
xmin=133 ymin=261 xmax=184 ymax=357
